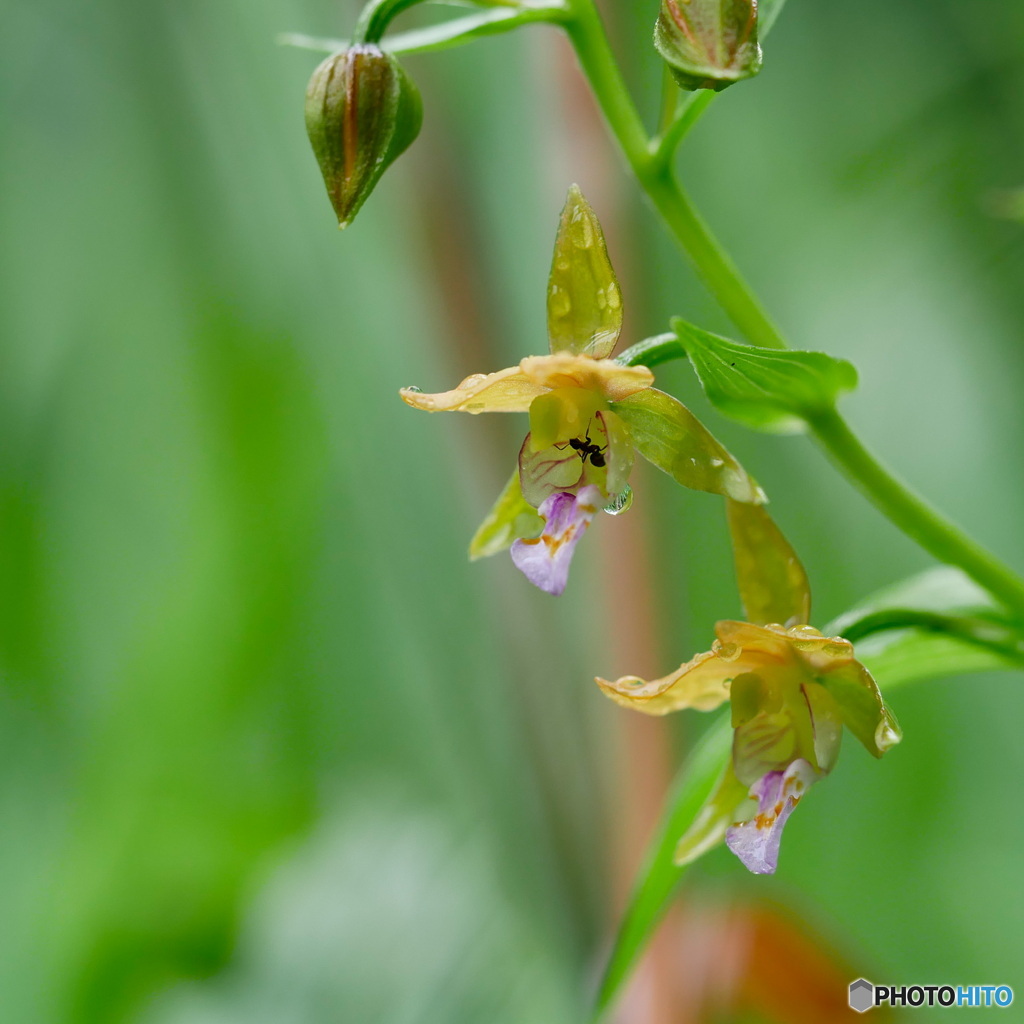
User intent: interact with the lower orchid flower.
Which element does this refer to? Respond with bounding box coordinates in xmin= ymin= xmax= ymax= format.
xmin=596 ymin=501 xmax=901 ymax=874
xmin=400 ymin=186 xmax=763 ymax=594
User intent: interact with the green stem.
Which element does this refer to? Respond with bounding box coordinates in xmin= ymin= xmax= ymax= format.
xmin=614 ymin=332 xmax=677 ymax=368
xmin=809 ymin=409 xmax=1024 ymax=621
xmin=656 ymin=66 xmax=682 ymax=135
xmin=562 ymin=0 xmax=786 ymax=350
xmin=642 ymin=174 xmax=787 ymax=349
xmin=562 ymin=2 xmax=652 ymax=170
xmin=650 ymin=90 xmax=716 ymax=173
xmin=354 ymin=0 xmax=425 ymax=44
xmin=832 ymin=609 xmax=1024 ymax=664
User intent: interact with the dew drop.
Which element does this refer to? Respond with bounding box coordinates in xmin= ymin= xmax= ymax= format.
xmin=875 ymin=719 xmax=902 ymax=751
xmin=790 ymin=624 xmax=822 ymax=638
xmin=603 ymin=485 xmax=634 ymax=516
xmin=549 ymin=288 xmax=571 ymax=318
xmin=790 ymin=639 xmax=820 ymax=652
xmin=714 ymin=641 xmax=741 ymax=662
xmin=405 ymin=385 xmax=422 ymax=393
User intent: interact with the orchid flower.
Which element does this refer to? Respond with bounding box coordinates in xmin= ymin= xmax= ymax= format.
xmin=596 ymin=501 xmax=901 ymax=873
xmin=401 ymin=186 xmax=763 ymax=594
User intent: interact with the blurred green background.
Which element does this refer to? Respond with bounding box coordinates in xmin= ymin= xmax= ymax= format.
xmin=2 ymin=0 xmax=1023 ymax=1021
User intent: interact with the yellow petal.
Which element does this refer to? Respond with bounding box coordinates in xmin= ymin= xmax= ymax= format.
xmin=519 ymin=353 xmax=653 ymax=402
xmin=711 ymin=620 xmax=798 ymax=666
xmin=596 ymin=649 xmax=731 ymax=716
xmin=400 ymin=365 xmax=546 ymax=414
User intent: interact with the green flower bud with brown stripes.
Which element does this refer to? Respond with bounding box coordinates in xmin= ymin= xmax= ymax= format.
xmin=655 ymin=0 xmax=763 ymax=92
xmin=304 ymin=45 xmax=422 ymax=228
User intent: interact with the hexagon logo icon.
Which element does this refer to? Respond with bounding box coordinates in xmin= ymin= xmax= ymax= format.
xmin=849 ymin=978 xmax=874 ymax=1013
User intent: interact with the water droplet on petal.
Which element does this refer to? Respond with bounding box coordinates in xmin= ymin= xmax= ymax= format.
xmin=875 ymin=716 xmax=902 ymax=752
xmin=714 ymin=641 xmax=741 ymax=662
xmin=404 ymin=385 xmax=422 ymax=393
xmin=789 ymin=625 xmax=822 ymax=638
xmin=603 ymin=485 xmax=634 ymax=516
xmin=549 ymin=287 xmax=571 ymax=318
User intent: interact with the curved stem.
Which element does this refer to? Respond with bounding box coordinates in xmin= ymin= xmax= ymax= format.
xmin=354 ymin=0 xmax=424 ymax=44
xmin=650 ymin=90 xmax=716 ymax=174
xmin=614 ymin=332 xmax=678 ymax=368
xmin=562 ymin=0 xmax=786 ymax=350
xmin=834 ymin=608 xmax=1024 ymax=661
xmin=616 ymin=333 xmax=680 ymax=367
xmin=809 ymin=409 xmax=1024 ymax=621
xmin=561 ymin=1 xmax=652 ymax=170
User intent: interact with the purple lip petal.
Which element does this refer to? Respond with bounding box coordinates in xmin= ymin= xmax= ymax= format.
xmin=725 ymin=759 xmax=818 ymax=875
xmin=510 ymin=485 xmax=602 ymax=595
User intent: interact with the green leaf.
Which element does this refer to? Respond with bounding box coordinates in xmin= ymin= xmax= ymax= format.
xmin=611 ymin=388 xmax=764 ymax=504
xmin=828 ymin=566 xmax=1010 ymax=638
xmin=727 ymin=498 xmax=810 ymax=626
xmin=469 ymin=470 xmax=543 ymax=560
xmin=857 ymin=630 xmax=1023 ymax=691
xmin=673 ymin=317 xmax=858 ymax=433
xmin=594 ymin=714 xmax=732 ymax=1021
xmin=826 ymin=567 xmax=1024 ymax=691
xmin=547 ymin=186 xmax=622 ymax=359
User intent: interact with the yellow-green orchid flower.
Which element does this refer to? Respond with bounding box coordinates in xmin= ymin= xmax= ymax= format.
xmin=401 ymin=186 xmax=763 ymax=594
xmin=596 ymin=501 xmax=901 ymax=873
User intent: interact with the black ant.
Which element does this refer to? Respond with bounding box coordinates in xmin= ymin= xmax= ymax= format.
xmin=555 ymin=425 xmax=607 ymax=468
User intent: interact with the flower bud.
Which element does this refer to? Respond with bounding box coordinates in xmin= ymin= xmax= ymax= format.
xmin=304 ymin=45 xmax=423 ymax=228
xmin=654 ymin=0 xmax=762 ymax=92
